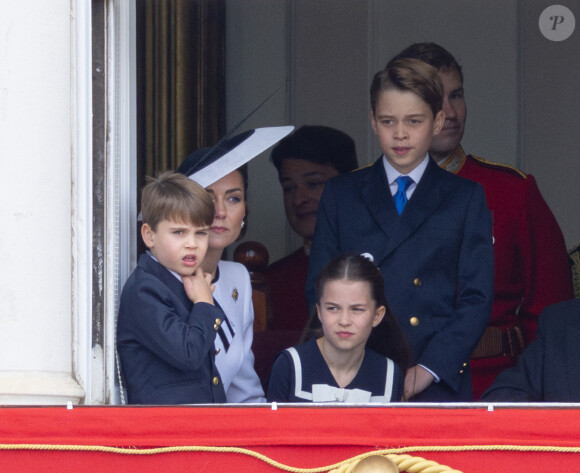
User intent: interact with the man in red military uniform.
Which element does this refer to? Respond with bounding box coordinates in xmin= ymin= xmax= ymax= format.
xmin=390 ymin=43 xmax=574 ymax=398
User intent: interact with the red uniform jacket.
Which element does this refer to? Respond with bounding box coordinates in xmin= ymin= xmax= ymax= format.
xmin=266 ymin=246 xmax=310 ymax=331
xmin=441 ymin=146 xmax=574 ymax=398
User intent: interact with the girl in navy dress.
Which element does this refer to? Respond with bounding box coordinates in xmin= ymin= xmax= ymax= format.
xmin=267 ymin=254 xmax=410 ymax=403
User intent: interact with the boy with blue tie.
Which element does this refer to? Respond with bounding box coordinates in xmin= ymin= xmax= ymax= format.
xmin=306 ymin=58 xmax=494 ymax=401
xmin=390 ymin=43 xmax=574 ymax=399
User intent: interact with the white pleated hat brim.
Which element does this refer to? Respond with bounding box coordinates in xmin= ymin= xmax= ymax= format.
xmin=189 ymin=126 xmax=294 ymax=187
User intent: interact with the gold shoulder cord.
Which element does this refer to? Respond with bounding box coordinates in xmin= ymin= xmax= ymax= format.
xmin=1 ymin=444 xmax=580 ymax=472
xmin=469 ymin=155 xmax=527 ymax=179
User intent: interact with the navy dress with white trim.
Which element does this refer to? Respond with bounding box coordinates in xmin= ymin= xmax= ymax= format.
xmin=266 ymin=338 xmax=404 ymax=403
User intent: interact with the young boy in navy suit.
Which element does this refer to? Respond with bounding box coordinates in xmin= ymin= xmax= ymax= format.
xmin=117 ymin=172 xmax=226 ymax=404
xmin=306 ymin=59 xmax=494 ymax=401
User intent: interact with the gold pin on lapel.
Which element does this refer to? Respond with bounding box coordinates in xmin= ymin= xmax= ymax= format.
xmin=232 ymin=288 xmax=239 ymax=302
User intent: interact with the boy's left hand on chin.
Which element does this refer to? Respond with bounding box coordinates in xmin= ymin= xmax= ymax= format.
xmin=403 ymin=365 xmax=435 ymax=401
xmin=182 ymin=267 xmax=215 ymax=305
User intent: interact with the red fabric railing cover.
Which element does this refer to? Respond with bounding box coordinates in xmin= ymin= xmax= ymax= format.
xmin=1 ymin=405 xmax=579 ymax=472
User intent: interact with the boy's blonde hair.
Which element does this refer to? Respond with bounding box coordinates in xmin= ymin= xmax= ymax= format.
xmin=370 ymin=57 xmax=443 ymax=118
xmin=141 ymin=172 xmax=214 ymax=230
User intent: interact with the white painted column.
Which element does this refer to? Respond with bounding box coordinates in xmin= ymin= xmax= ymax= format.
xmin=0 ymin=0 xmax=85 ymax=404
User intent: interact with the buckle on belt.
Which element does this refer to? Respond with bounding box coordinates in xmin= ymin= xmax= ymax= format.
xmin=470 ymin=326 xmax=525 ymax=359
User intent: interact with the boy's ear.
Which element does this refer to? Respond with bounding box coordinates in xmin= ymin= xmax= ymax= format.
xmin=141 ymin=223 xmax=155 ymax=249
xmin=316 ymin=304 xmax=322 ymax=322
xmin=369 ymin=110 xmax=378 ymax=134
xmin=373 ymin=305 xmax=386 ymax=328
xmin=433 ymin=110 xmax=446 ymax=135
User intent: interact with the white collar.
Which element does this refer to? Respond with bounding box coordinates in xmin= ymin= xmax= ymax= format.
xmin=147 ymin=251 xmax=183 ymax=283
xmin=382 ymin=154 xmax=429 ymax=185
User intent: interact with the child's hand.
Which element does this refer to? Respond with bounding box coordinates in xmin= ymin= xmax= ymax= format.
xmin=182 ymin=267 xmax=215 ymax=305
xmin=402 ymin=365 xmax=434 ymax=401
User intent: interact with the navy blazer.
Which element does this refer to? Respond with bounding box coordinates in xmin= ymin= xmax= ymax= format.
xmin=306 ymin=157 xmax=494 ymax=401
xmin=482 ymin=298 xmax=580 ymax=402
xmin=117 ymin=254 xmax=226 ymax=404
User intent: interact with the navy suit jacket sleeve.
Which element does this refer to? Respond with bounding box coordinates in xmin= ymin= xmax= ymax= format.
xmin=417 ymin=182 xmax=493 ymax=389
xmin=118 ymin=258 xmax=221 ymax=372
xmin=123 ymin=278 xmax=220 ymax=371
xmin=482 ymin=316 xmax=547 ymax=402
xmin=117 ymin=254 xmax=227 ymax=404
xmin=482 ymin=298 xmax=580 ymax=402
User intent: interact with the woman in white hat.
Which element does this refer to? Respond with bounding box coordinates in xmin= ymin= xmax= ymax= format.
xmin=178 ymin=127 xmax=293 ymax=402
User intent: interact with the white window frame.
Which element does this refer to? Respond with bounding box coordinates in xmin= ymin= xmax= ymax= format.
xmin=72 ymin=0 xmax=136 ymax=405
xmin=105 ymin=0 xmax=137 ymax=405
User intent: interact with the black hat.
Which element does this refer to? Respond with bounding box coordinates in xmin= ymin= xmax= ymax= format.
xmin=178 ymin=126 xmax=294 ymax=187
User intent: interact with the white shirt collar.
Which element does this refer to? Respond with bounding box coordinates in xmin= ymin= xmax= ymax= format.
xmin=147 ymin=251 xmax=183 ymax=283
xmin=382 ymin=154 xmax=429 ymax=185
xmin=382 ymin=154 xmax=430 ymax=197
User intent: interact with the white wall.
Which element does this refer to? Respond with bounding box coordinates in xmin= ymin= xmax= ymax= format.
xmin=522 ymin=0 xmax=580 ymax=248
xmin=0 ymin=0 xmax=84 ymax=403
xmin=226 ymin=0 xmax=295 ymax=263
xmin=292 ymin=0 xmax=374 ymax=164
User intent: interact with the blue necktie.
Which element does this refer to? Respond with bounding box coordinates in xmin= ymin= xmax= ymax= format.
xmin=394 ymin=176 xmax=413 ymax=214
